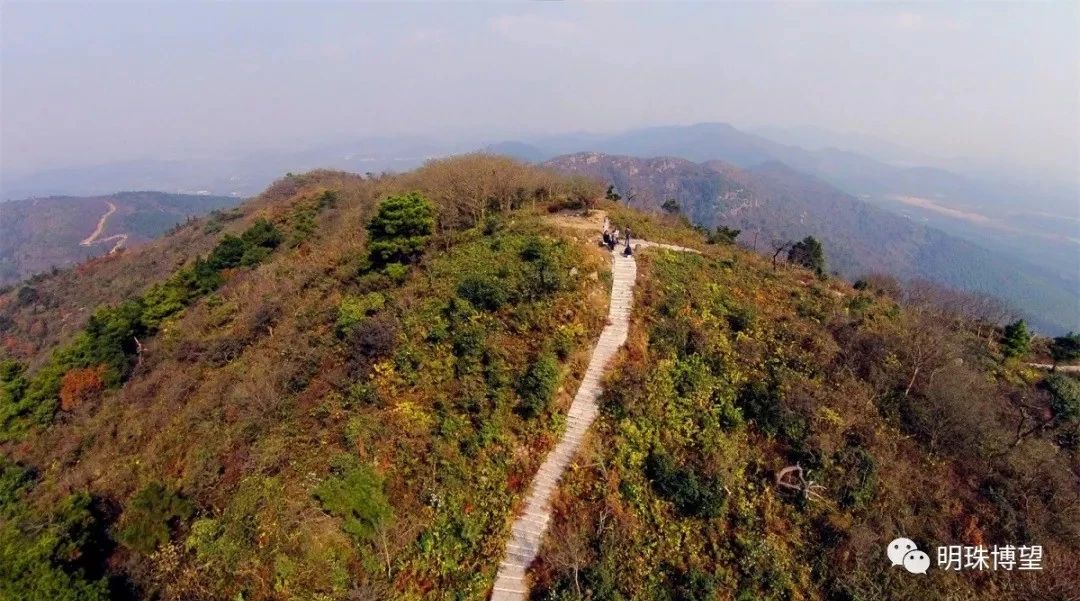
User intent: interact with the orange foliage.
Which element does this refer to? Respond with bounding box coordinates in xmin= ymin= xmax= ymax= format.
xmin=59 ymin=365 xmax=107 ymax=411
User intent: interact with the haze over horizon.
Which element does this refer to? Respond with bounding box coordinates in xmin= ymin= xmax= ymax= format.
xmin=3 ymin=2 xmax=1078 ymax=187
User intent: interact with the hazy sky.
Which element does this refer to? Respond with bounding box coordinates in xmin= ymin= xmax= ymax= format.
xmin=3 ymin=1 xmax=1078 ymax=182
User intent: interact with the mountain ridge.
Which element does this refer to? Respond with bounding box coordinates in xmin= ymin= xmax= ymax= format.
xmin=546 ymin=151 xmax=1079 ymax=334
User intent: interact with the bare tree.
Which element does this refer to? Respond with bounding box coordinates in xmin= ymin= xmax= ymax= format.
xmin=770 ymin=240 xmax=793 ymax=270
xmin=776 ymin=464 xmax=827 ymax=502
xmin=544 ymin=514 xmax=594 ymax=598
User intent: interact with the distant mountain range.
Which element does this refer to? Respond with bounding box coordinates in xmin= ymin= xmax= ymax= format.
xmin=0 ymin=191 xmax=241 ymax=285
xmin=2 ymin=122 xmax=1075 ymax=330
xmin=0 ymin=136 xmax=474 ymax=201
xmin=490 ymin=123 xmax=1079 ymax=281
xmin=546 ymin=152 xmax=1078 ymax=334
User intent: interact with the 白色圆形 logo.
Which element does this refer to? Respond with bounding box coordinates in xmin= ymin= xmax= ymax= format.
xmin=888 ymin=538 xmax=930 ymax=574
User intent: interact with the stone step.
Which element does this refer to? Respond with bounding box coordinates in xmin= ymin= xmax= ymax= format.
xmin=491 ymin=245 xmax=658 ymax=600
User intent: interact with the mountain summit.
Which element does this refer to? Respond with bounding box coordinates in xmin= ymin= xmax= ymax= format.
xmin=0 ymin=156 xmax=1076 ymax=600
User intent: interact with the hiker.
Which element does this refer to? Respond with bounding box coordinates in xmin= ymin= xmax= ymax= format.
xmin=601 ymin=229 xmax=611 ymax=247
xmin=623 ymin=227 xmax=633 ymax=256
xmin=609 ymin=228 xmax=619 ymax=251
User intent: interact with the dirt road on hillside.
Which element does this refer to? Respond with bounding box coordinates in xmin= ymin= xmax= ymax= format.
xmin=80 ymin=201 xmax=129 ymax=253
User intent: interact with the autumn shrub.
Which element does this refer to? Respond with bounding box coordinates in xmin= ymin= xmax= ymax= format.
xmin=206 ymin=337 xmax=248 ymax=367
xmin=15 ymin=285 xmax=38 ymax=307
xmin=346 ymin=313 xmax=399 ymax=366
xmin=245 ymin=301 xmax=281 ymax=337
xmin=117 ymin=482 xmax=194 ymax=554
xmin=517 ymin=352 xmax=560 ymax=417
xmin=58 ymin=365 xmax=107 ymax=412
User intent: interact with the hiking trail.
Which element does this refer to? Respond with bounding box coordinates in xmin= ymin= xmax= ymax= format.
xmin=490 ymin=225 xmax=697 ymax=600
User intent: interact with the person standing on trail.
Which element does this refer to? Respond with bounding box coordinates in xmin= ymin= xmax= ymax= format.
xmin=610 ymin=228 xmax=619 ymax=252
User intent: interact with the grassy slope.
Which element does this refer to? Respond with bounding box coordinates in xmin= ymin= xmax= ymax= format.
xmin=530 ymin=214 xmax=1079 ymax=600
xmin=1 ymin=159 xmax=613 ymax=600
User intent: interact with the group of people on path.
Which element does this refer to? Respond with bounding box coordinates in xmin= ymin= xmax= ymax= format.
xmin=601 ymin=217 xmax=633 ymax=256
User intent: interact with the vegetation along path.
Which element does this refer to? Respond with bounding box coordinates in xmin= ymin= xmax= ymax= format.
xmin=490 ymin=236 xmax=697 ymax=600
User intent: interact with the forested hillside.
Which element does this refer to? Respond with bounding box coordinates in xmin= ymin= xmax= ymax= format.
xmin=0 ymin=156 xmax=1076 ymax=600
xmin=546 ymin=152 xmax=1079 ymax=335
xmin=0 ymin=192 xmax=242 ymax=285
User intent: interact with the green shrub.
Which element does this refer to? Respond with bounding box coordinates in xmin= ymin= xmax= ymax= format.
xmin=1044 ymin=374 xmax=1080 ymax=423
xmin=517 ymin=352 xmax=560 ymax=417
xmin=1001 ymin=319 xmax=1031 ymax=358
xmin=672 ymin=568 xmax=719 ymax=601
xmin=336 ymin=293 xmax=386 ymax=336
xmin=240 ymin=218 xmax=285 ymax=249
xmin=208 ymin=234 xmax=248 ymax=269
xmin=367 ymin=192 xmax=434 ymax=269
xmin=735 ymin=380 xmax=783 ymax=435
xmin=117 ymin=482 xmax=194 ymax=553
xmin=313 ymin=455 xmax=391 ymax=543
xmin=1050 ymin=332 xmax=1080 ymax=364
xmin=519 ymin=237 xmax=546 ymax=262
xmin=706 ymin=225 xmax=740 ymax=245
xmin=208 ymin=219 xmax=282 ymax=269
xmin=787 ymin=236 xmax=826 ymax=276
xmin=837 ymin=447 xmax=877 ymax=509
xmin=0 ymin=476 xmax=110 ymax=601
xmin=383 ymin=262 xmax=409 ymax=283
xmin=727 ymin=306 xmax=755 ymax=334
xmin=521 ymin=239 xmax=566 ymax=298
xmin=457 ymin=275 xmax=510 ymax=311
xmin=644 ymin=451 xmax=726 ymax=518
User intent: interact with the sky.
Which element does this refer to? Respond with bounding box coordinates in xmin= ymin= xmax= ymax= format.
xmin=2 ymin=1 xmax=1078 ymax=184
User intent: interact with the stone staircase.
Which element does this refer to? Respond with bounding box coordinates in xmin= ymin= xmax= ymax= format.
xmin=489 ymin=251 xmax=638 ymax=600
